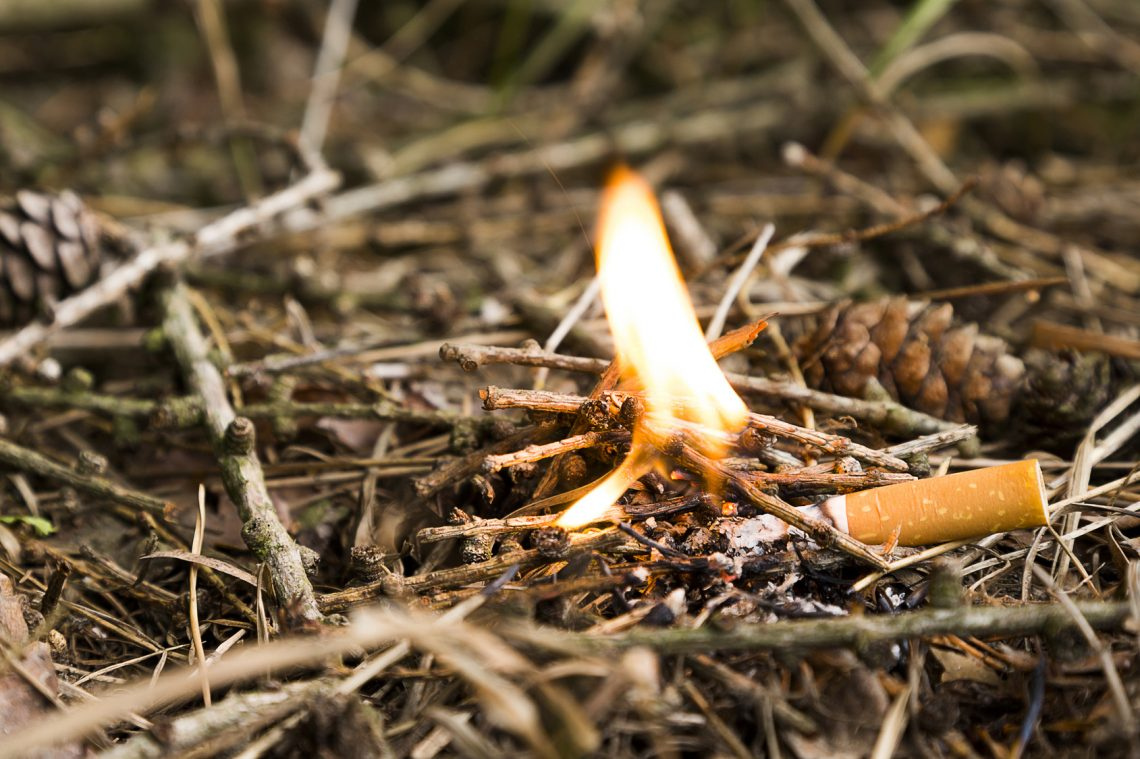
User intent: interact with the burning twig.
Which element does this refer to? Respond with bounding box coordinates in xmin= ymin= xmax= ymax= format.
xmin=416 ymin=494 xmax=703 ymax=545
xmin=482 ymin=429 xmax=629 ymax=473
xmin=739 ymin=469 xmax=914 ymax=495
xmin=443 ymin=340 xmax=958 ymax=436
xmin=479 ymin=386 xmax=910 ymax=471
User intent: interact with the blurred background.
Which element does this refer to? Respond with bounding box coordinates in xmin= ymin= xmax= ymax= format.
xmin=1 ymin=0 xmax=1136 ymax=302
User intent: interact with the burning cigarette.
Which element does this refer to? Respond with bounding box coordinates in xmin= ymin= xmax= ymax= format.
xmin=819 ymin=459 xmax=1049 ymax=546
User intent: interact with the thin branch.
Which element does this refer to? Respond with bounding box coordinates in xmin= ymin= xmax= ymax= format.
xmin=662 ymin=435 xmax=890 ymax=569
xmin=479 ymin=386 xmax=911 ymax=471
xmin=162 ymin=282 xmax=322 ymax=628
xmin=0 ymin=437 xmax=171 ymax=517
xmin=442 ymin=341 xmax=956 ymax=435
xmin=1033 ymin=565 xmax=1135 ymax=730
xmin=482 ymin=429 xmax=628 ymax=473
xmin=298 ymin=0 xmax=359 ymax=161
xmin=706 ymin=223 xmax=774 ymax=340
xmin=416 ymin=495 xmax=698 ymax=544
xmin=517 ymin=599 xmax=1132 ymax=655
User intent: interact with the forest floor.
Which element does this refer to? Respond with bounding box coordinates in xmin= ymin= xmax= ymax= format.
xmin=0 ymin=1 xmax=1139 ymax=757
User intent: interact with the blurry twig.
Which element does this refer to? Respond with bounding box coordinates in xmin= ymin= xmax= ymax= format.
xmin=309 ymin=101 xmax=782 ymax=222
xmin=516 ymin=599 xmax=1132 ymax=654
xmin=706 ymin=224 xmax=773 ymax=341
xmin=299 ymin=0 xmax=359 ymax=162
xmin=783 ymin=0 xmax=1140 ymax=291
xmin=193 ymin=0 xmax=263 ymax=199
xmin=0 ymin=166 xmax=339 ymax=367
xmin=0 ymin=437 xmax=170 ymax=517
xmin=1033 ymin=565 xmax=1135 ymax=729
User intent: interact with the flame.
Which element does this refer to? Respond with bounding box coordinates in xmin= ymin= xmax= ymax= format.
xmin=556 ymin=167 xmax=748 ymax=528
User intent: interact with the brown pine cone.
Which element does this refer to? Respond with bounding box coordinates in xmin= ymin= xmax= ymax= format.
xmin=797 ymin=297 xmax=1025 ymax=427
xmin=0 ymin=190 xmax=105 ymax=326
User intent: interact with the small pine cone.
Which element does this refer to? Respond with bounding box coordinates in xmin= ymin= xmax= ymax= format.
xmin=0 ymin=190 xmax=105 ymax=326
xmin=797 ymin=297 xmax=1025 ymax=427
xmin=1016 ymin=349 xmax=1112 ymax=447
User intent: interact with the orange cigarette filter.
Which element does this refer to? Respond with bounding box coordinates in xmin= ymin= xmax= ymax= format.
xmin=820 ymin=459 xmax=1049 ymax=546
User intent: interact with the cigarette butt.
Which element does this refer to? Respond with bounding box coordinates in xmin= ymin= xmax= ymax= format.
xmin=821 ymin=459 xmax=1048 ymax=546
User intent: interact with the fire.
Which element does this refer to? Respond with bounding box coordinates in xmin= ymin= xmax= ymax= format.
xmin=556 ymin=167 xmax=748 ymax=528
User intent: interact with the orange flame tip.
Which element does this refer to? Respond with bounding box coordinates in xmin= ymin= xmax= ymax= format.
xmin=556 ymin=167 xmax=747 ymax=529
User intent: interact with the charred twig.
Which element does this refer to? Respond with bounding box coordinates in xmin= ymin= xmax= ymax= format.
xmin=662 ymin=435 xmax=890 ymax=569
xmin=744 ymin=412 xmax=908 ymax=471
xmin=507 ymin=317 xmax=773 ymax=506
xmin=482 ymin=429 xmax=629 ymax=473
xmin=480 ymin=386 xmax=910 ymax=471
xmin=424 ymin=567 xmax=657 ymax=610
xmin=162 ymin=282 xmax=321 ymax=628
xmin=417 ymin=513 xmax=560 ymax=544
xmin=320 ymin=528 xmax=628 ymax=612
xmin=737 ymin=468 xmax=914 ymax=495
xmin=412 ymin=424 xmax=549 ymax=499
xmin=617 ymin=522 xmax=687 ymax=558
xmin=416 ymin=495 xmax=699 ymax=545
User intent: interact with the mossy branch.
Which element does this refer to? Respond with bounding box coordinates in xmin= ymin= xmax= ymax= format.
xmin=526 ymin=600 xmax=1132 ymax=655
xmin=0 ymin=436 xmax=170 ymax=517
xmin=162 ymin=281 xmax=322 ymax=628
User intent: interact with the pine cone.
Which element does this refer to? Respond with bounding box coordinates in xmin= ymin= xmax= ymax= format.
xmin=797 ymin=297 xmax=1026 ymax=427
xmin=0 ymin=190 xmax=104 ymax=326
xmin=1016 ymin=349 xmax=1112 ymax=447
